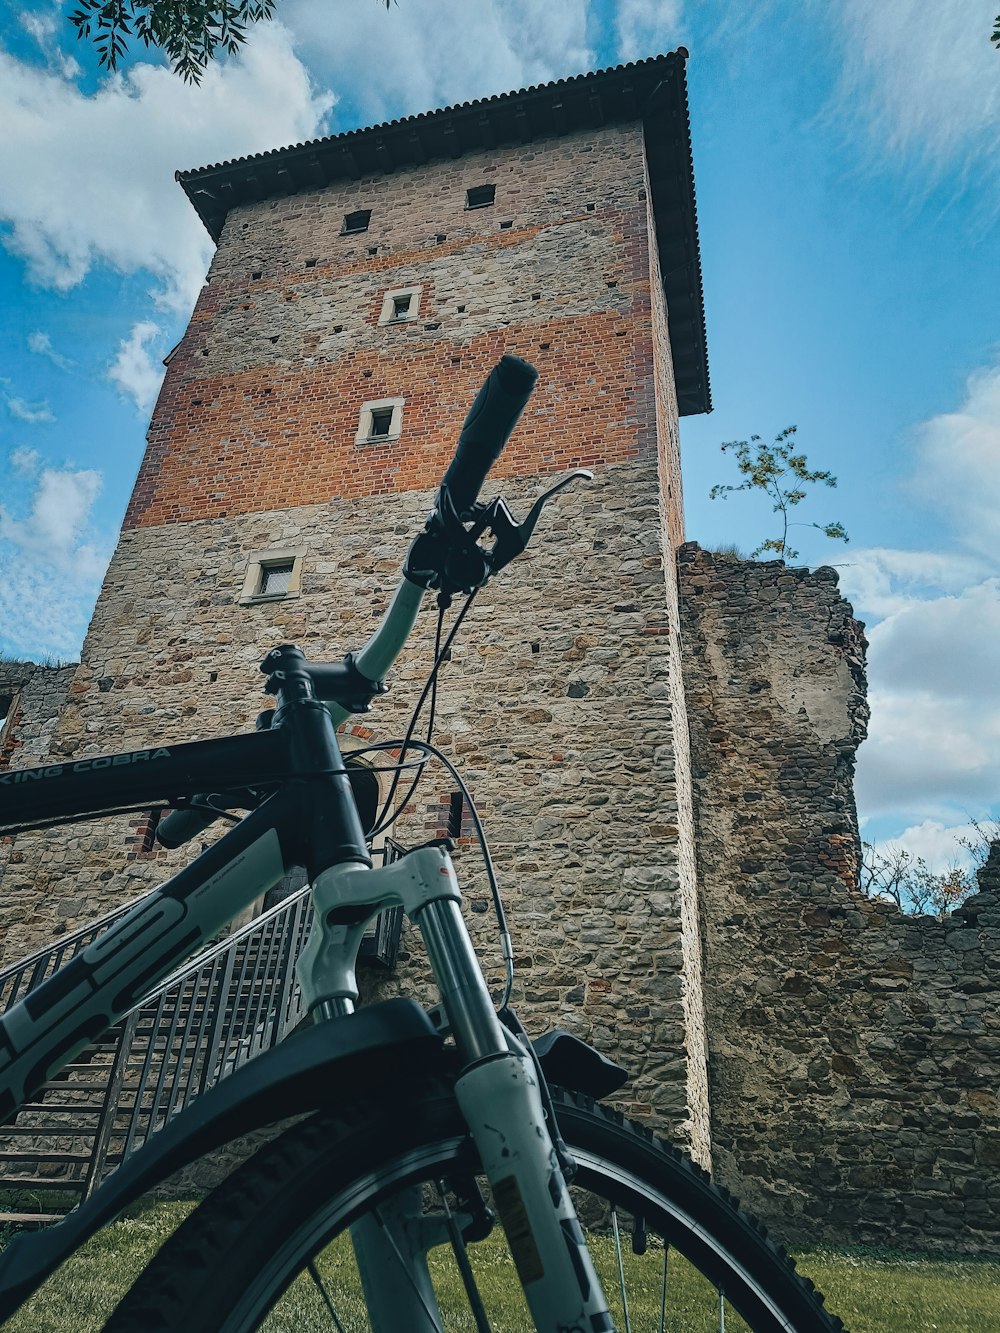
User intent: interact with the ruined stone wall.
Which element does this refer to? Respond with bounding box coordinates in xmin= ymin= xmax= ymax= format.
xmin=0 ymin=661 xmax=76 ymax=959
xmin=0 ymin=124 xmax=709 ymax=1160
xmin=678 ymin=544 xmax=1000 ymax=1252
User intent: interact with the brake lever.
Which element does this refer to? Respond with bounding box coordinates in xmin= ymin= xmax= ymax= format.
xmin=480 ymin=469 xmax=593 ymax=575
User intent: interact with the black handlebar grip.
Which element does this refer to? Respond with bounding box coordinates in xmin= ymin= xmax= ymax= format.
xmin=440 ymin=355 xmax=538 ymax=518
xmin=156 ymin=802 xmax=222 ymax=849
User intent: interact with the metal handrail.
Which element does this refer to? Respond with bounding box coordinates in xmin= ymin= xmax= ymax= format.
xmin=0 ymin=892 xmax=148 ymax=1015
xmin=0 ymin=841 xmax=407 ymax=1204
xmin=84 ymin=839 xmax=405 ymax=1192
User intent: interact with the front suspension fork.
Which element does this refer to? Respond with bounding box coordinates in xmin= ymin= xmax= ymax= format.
xmin=300 ymin=845 xmax=615 ymax=1333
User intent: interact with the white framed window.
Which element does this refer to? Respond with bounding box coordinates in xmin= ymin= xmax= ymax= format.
xmin=240 ymin=548 xmax=305 ymax=604
xmin=378 ymin=285 xmax=423 ymax=326
xmin=356 ymin=397 xmax=404 ymax=445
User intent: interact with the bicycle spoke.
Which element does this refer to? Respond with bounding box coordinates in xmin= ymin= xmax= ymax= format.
xmin=305 ymin=1261 xmax=347 ymax=1332
xmin=371 ymin=1206 xmax=446 ymax=1333
xmin=610 ymin=1208 xmax=632 ymax=1333
xmin=659 ymin=1244 xmax=669 ymax=1333
xmin=436 ymin=1181 xmax=493 ymax=1333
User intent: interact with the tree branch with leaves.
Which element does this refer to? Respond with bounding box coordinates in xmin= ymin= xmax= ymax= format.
xmin=709 ymin=426 xmax=848 ymax=561
xmin=68 ymin=0 xmax=393 ymax=83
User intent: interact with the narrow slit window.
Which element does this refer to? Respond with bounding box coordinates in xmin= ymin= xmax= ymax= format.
xmin=447 ymin=792 xmax=464 ymax=839
xmin=342 ymin=209 xmax=372 ymax=235
xmin=466 ymin=184 xmax=496 ymax=209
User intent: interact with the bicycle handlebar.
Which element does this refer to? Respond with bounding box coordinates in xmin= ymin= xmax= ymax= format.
xmin=439 ymin=355 xmax=538 ymax=518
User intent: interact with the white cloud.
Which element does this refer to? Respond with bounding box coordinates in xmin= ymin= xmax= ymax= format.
xmin=107 ymin=320 xmax=165 ymax=414
xmin=871 ymin=820 xmax=980 ymax=877
xmin=848 ymin=355 xmax=1000 ymax=828
xmin=615 ymin=0 xmax=684 ymax=62
xmin=6 ymin=396 xmax=55 ymax=424
xmin=838 ymin=546 xmax=989 ymax=621
xmin=0 ymin=463 xmax=111 ymax=662
xmin=28 ymin=330 xmax=75 ymax=371
xmin=909 ymin=358 xmax=1000 ymax=564
xmin=281 ymin=0 xmax=593 ymax=127
xmin=0 ymin=23 xmax=333 ymax=312
xmin=0 ymin=465 xmax=104 ymax=572
xmin=822 ymin=0 xmax=1000 ymax=201
xmin=9 ymin=447 xmax=41 ymax=475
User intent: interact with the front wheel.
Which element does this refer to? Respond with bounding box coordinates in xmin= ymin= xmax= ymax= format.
xmin=103 ymin=1080 xmax=845 ymax=1332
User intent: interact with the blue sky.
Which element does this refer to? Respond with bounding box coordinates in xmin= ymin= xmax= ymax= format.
xmin=1 ymin=0 xmax=999 ymax=871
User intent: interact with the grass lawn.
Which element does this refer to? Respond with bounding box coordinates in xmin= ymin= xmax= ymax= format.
xmin=2 ymin=1200 xmax=998 ymax=1331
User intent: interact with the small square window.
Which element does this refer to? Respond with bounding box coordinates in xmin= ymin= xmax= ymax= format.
xmin=356 ymin=398 xmax=405 ymax=445
xmin=240 ymin=549 xmax=305 ymax=604
xmin=369 ymin=409 xmax=393 ymax=438
xmin=378 ymin=285 xmax=423 ymax=326
xmin=259 ymin=560 xmax=294 ymax=596
xmin=343 ymin=209 xmax=372 ymax=235
xmin=466 ymin=184 xmax=496 ymax=209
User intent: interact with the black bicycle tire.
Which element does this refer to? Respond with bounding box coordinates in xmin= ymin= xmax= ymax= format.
xmin=101 ymin=1080 xmax=845 ymax=1333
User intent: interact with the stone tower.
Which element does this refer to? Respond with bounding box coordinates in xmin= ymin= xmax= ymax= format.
xmin=1 ymin=54 xmax=715 ymax=1162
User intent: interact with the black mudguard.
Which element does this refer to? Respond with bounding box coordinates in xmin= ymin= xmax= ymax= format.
xmin=0 ymin=1002 xmax=627 ymax=1320
xmin=0 ymin=998 xmax=443 ymax=1320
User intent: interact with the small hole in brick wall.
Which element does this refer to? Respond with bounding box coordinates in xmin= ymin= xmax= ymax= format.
xmin=530 ymin=642 xmax=540 ymax=654
xmin=539 ymin=342 xmax=550 ymax=350
xmin=363 ymin=368 xmax=373 ymax=378
xmin=451 ymin=357 xmax=461 ymax=365
xmin=499 ymin=220 xmax=513 ymax=230
xmin=447 ymin=792 xmax=464 ymax=838
xmin=209 ymin=671 xmax=218 ymax=683
xmin=264 ymin=387 xmax=272 ymax=395
xmin=436 ymin=233 xmax=447 ymax=243
xmin=269 ymin=336 xmax=279 ymax=344
xmin=252 ymin=271 xmax=262 ymax=280
xmin=305 ymin=258 xmax=317 ymax=268
xmin=586 ymin=202 xmax=595 ymax=211
xmin=368 ymin=246 xmax=378 ymax=255
xmin=607 ymin=281 xmax=618 ymax=288
xmin=191 ymin=398 xmax=203 ymax=406
xmin=531 ymin=293 xmax=541 ymax=301
xmin=202 ymin=349 xmax=209 ymax=356
xmin=457 ymin=305 xmax=466 ymax=312
xmin=424 ymin=321 xmax=440 ymax=330
xmin=334 ymin=325 xmax=344 ymax=334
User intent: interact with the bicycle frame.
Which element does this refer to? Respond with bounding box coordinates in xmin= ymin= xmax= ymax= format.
xmin=0 ymin=670 xmax=616 ymax=1331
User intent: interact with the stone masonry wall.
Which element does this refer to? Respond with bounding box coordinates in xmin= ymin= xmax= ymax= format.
xmin=0 ymin=662 xmax=76 ymax=957
xmin=678 ymin=544 xmax=1000 ymax=1253
xmin=1 ymin=121 xmax=710 ymax=1161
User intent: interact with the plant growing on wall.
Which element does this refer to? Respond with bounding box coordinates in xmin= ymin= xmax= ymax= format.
xmin=860 ymin=842 xmax=974 ymax=916
xmin=709 ymin=426 xmax=849 ymax=561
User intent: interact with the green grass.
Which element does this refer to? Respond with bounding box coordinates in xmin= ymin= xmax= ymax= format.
xmin=2 ymin=1201 xmax=999 ymax=1331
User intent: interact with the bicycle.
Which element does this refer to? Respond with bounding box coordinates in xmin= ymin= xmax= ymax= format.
xmin=0 ymin=355 xmax=844 ymax=1331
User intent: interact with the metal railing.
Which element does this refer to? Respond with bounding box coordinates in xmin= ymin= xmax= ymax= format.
xmin=0 ymin=893 xmax=148 ymax=1014
xmin=0 ymin=842 xmax=406 ymax=1203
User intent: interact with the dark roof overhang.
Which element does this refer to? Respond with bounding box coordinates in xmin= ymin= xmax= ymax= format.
xmin=177 ymin=51 xmax=710 ymax=415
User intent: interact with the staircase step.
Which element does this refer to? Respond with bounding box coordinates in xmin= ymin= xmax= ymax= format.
xmin=0 ymin=1176 xmax=86 ymax=1192
xmin=0 ymin=1212 xmax=66 ymax=1228
xmin=19 ymin=1103 xmax=103 ymax=1115
xmin=0 ymin=1151 xmax=111 ymax=1164
xmin=0 ymin=1124 xmax=97 ymax=1137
